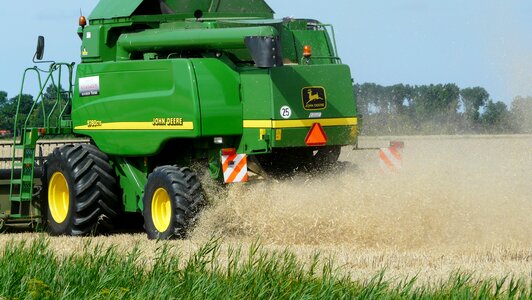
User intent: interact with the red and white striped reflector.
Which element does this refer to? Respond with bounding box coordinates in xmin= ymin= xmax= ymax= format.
xmin=222 ymin=153 xmax=249 ymax=183
xmin=379 ymin=146 xmax=402 ymax=174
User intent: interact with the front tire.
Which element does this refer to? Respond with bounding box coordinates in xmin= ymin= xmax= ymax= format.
xmin=43 ymin=144 xmax=120 ymax=236
xmin=143 ymin=166 xmax=204 ymax=240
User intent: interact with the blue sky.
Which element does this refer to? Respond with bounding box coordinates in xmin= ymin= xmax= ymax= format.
xmin=0 ymin=0 xmax=530 ymax=105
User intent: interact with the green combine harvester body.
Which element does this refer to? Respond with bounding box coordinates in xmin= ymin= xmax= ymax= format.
xmin=1 ymin=0 xmax=358 ymax=238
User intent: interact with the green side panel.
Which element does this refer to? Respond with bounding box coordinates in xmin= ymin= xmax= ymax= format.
xmin=164 ymin=0 xmax=212 ymax=12
xmin=72 ymin=59 xmax=201 ymax=156
xmin=239 ymin=69 xmax=273 ymax=153
xmin=90 ymin=0 xmax=144 ymax=20
xmin=209 ymin=0 xmax=274 ymax=14
xmin=238 ymin=128 xmax=270 ymax=154
xmin=165 ymin=0 xmax=274 ymax=15
xmin=191 ymin=59 xmax=242 ymax=136
xmin=80 ymin=24 xmax=123 ymax=63
xmin=280 ymin=29 xmax=297 ymax=64
xmin=80 ymin=26 xmax=103 ymax=62
xmin=113 ymin=157 xmax=147 ymax=213
xmin=241 ymin=69 xmax=273 ymax=119
xmin=270 ymin=64 xmax=356 ymax=120
xmin=239 ymin=64 xmax=357 ymax=152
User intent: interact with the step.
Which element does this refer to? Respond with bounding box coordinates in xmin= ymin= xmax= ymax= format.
xmin=11 ymin=193 xmax=33 ymax=201
xmin=20 ymin=167 xmax=35 ymax=174
xmin=21 ymin=175 xmax=33 ymax=181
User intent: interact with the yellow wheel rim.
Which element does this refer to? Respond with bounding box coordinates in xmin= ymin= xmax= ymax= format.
xmin=48 ymin=172 xmax=69 ymax=224
xmin=152 ymin=188 xmax=172 ymax=232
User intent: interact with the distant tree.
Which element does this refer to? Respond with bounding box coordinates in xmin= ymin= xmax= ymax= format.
xmin=0 ymin=91 xmax=7 ymax=106
xmin=355 ymin=83 xmax=416 ymax=117
xmin=481 ymin=101 xmax=511 ymax=132
xmin=0 ymin=94 xmax=35 ymax=131
xmin=355 ymin=82 xmax=382 ymax=114
xmin=33 ymin=84 xmax=69 ymax=127
xmin=354 ymin=83 xmax=369 ymax=116
xmin=387 ymin=84 xmax=413 ymax=115
xmin=460 ymin=87 xmax=489 ymax=122
xmin=353 ymin=82 xmax=516 ymax=135
xmin=412 ymin=84 xmax=460 ymax=121
xmin=510 ymin=96 xmax=532 ymax=134
xmin=43 ymin=84 xmax=69 ymax=102
xmin=0 ymin=91 xmax=8 ymax=131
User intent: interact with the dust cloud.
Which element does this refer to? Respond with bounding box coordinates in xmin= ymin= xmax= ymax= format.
xmin=193 ymin=135 xmax=532 ymax=250
xmin=187 ymin=135 xmax=532 ymax=282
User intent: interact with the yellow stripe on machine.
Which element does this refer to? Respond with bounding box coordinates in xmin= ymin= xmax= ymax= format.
xmin=243 ymin=117 xmax=358 ymax=129
xmin=75 ymin=122 xmax=195 ymax=131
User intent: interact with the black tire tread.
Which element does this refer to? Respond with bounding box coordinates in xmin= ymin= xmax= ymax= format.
xmin=44 ymin=144 xmax=120 ymax=236
xmin=143 ymin=165 xmax=204 ymax=239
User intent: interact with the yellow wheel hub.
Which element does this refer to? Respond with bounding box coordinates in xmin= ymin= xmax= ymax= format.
xmin=48 ymin=172 xmax=69 ymax=224
xmin=152 ymin=188 xmax=172 ymax=232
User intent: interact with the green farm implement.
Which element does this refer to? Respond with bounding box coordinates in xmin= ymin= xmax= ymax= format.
xmin=1 ymin=0 xmax=358 ymax=239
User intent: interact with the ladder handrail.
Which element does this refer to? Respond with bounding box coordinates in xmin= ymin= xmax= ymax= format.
xmin=9 ymin=67 xmax=42 ymax=207
xmin=12 ymin=67 xmax=43 ymax=144
xmin=13 ymin=62 xmax=75 ymax=142
xmin=9 ymin=62 xmax=75 ymax=215
xmin=43 ymin=63 xmax=75 ymax=131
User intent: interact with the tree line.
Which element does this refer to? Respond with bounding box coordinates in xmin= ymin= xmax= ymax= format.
xmin=0 ymin=85 xmax=67 ymax=135
xmin=0 ymin=83 xmax=530 ymax=136
xmin=354 ymin=83 xmax=532 ymax=135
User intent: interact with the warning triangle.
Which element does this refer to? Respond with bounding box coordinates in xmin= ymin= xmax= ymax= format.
xmin=305 ymin=123 xmax=328 ymax=146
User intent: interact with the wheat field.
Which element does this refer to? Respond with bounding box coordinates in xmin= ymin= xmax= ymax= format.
xmin=0 ymin=135 xmax=530 ymax=286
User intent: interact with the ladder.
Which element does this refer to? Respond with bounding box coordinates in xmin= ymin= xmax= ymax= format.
xmin=9 ymin=128 xmax=39 ymax=217
xmin=7 ymin=63 xmax=74 ymax=219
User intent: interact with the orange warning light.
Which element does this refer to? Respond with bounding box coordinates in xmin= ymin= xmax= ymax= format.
xmin=305 ymin=123 xmax=327 ymax=146
xmin=303 ymin=45 xmax=312 ymax=58
xmin=79 ymin=16 xmax=87 ymax=27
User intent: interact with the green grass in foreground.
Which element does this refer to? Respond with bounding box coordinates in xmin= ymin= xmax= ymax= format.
xmin=0 ymin=237 xmax=529 ymax=299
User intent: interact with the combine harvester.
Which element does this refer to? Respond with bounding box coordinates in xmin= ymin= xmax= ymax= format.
xmin=1 ymin=0 xmax=361 ymax=239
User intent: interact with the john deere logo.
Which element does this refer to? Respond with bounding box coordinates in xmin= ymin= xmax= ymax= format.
xmin=302 ymin=87 xmax=327 ymax=110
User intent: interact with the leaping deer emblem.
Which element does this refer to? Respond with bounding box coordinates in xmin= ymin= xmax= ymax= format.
xmin=306 ymin=89 xmax=324 ymax=103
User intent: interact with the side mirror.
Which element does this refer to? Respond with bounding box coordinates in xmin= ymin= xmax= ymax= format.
xmin=35 ymin=36 xmax=45 ymax=60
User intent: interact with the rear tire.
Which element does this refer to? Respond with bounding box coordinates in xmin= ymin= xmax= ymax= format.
xmin=43 ymin=144 xmax=120 ymax=236
xmin=143 ymin=166 xmax=204 ymax=240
